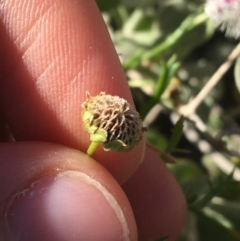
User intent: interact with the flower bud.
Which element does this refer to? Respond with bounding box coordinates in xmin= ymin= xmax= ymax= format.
xmin=81 ymin=92 xmax=145 ymax=152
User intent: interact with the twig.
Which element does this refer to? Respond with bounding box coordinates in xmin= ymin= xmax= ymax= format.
xmin=179 ymin=42 xmax=240 ymax=117
xmin=171 ymin=112 xmax=240 ymax=181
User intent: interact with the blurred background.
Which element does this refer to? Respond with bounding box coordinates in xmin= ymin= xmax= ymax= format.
xmin=96 ymin=0 xmax=240 ymax=240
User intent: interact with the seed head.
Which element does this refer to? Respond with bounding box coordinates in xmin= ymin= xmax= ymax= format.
xmin=81 ymin=92 xmax=145 ymax=152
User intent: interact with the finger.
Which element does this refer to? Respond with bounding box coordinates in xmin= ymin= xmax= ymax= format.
xmin=122 ymin=147 xmax=186 ymax=241
xmin=0 ymin=142 xmax=137 ymax=241
xmin=0 ymin=0 xmax=145 ymax=183
xmin=0 ymin=116 xmax=12 ymax=142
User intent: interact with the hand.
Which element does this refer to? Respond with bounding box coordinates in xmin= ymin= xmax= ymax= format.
xmin=0 ymin=0 xmax=186 ymax=240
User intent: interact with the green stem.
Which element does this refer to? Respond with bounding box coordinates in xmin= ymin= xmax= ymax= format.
xmin=87 ymin=141 xmax=100 ymax=156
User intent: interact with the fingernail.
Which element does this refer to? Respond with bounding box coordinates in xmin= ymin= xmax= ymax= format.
xmin=5 ymin=171 xmax=130 ymax=241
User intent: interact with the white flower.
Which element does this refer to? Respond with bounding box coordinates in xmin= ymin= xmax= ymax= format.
xmin=205 ymin=0 xmax=240 ymax=38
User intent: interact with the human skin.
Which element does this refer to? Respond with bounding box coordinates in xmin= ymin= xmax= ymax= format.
xmin=0 ymin=0 xmax=186 ymax=240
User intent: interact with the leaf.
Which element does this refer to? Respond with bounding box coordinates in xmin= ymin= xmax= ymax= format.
xmin=154 ymin=236 xmax=169 ymax=241
xmin=95 ymin=0 xmax=120 ymax=11
xmin=165 ymin=115 xmax=184 ymax=153
xmin=171 ymin=148 xmax=191 ymax=154
xmin=169 ymin=159 xmax=204 ymax=182
xmin=145 ymin=129 xmax=168 ymax=150
xmin=197 ymin=208 xmax=240 ymax=241
xmin=181 ymin=176 xmax=210 ymax=205
xmin=190 ymin=170 xmax=235 ymax=210
xmin=142 ymin=10 xmax=209 ymax=61
xmin=209 ymin=198 xmax=240 ymax=231
xmin=140 ymin=56 xmax=180 ymax=118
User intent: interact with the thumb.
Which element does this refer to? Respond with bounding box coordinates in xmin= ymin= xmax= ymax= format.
xmin=0 ymin=142 xmax=137 ymax=241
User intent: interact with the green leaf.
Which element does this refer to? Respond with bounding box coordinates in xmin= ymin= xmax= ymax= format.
xmin=142 ymin=11 xmax=209 ymax=61
xmin=95 ymin=0 xmax=120 ymax=11
xmin=171 ymin=148 xmax=191 ymax=154
xmin=181 ymin=176 xmax=210 ymax=205
xmin=169 ymin=159 xmax=204 ymax=182
xmin=140 ymin=56 xmax=180 ymax=118
xmin=190 ymin=170 xmax=235 ymax=210
xmin=145 ymin=129 xmax=168 ymax=150
xmin=165 ymin=115 xmax=184 ymax=153
xmin=154 ymin=236 xmax=168 ymax=241
xmin=153 ymin=56 xmax=180 ymax=100
xmin=123 ymin=48 xmax=145 ymax=70
xmin=208 ymin=198 xmax=240 ymax=231
xmin=197 ymin=201 xmax=240 ymax=241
